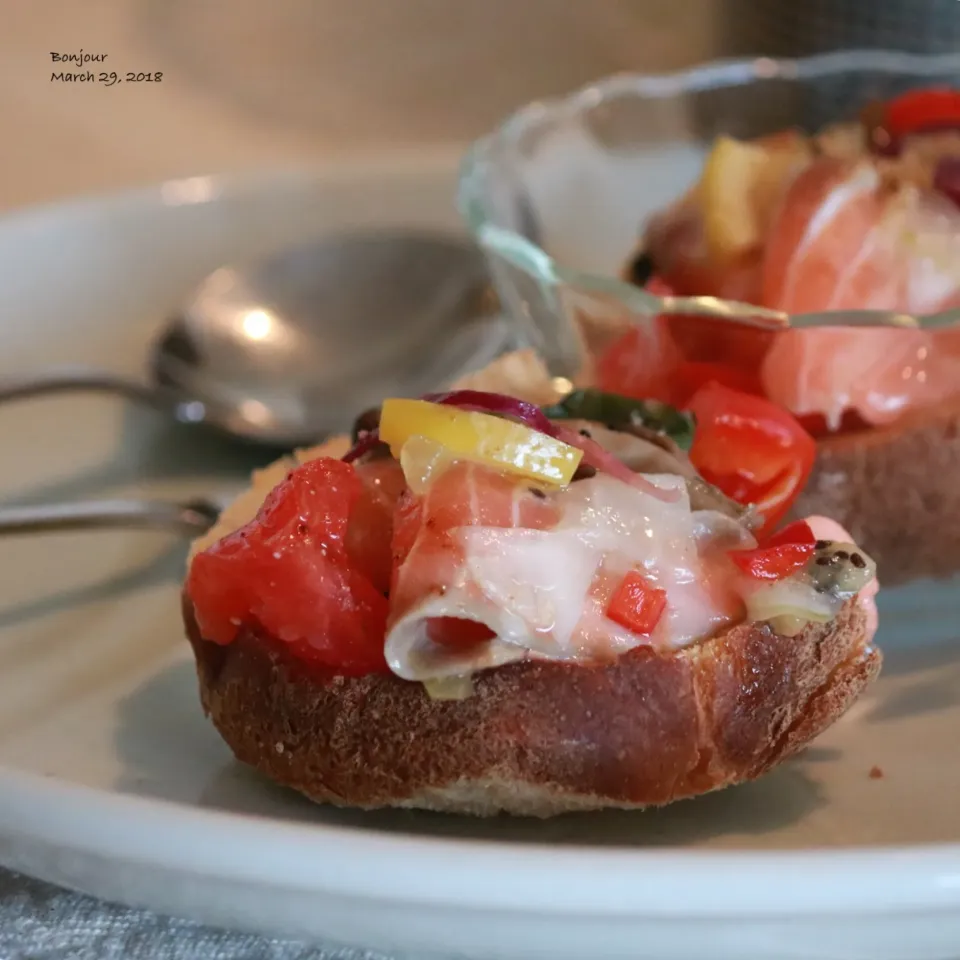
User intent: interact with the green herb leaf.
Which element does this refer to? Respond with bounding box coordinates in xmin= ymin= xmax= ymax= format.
xmin=542 ymin=389 xmax=696 ymax=451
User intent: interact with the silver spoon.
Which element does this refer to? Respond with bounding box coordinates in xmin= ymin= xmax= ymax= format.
xmin=0 ymin=230 xmax=513 ymax=447
xmin=0 ymin=497 xmax=222 ymax=537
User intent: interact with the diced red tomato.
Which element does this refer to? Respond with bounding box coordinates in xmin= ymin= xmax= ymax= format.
xmin=884 ymin=87 xmax=960 ymax=139
xmin=598 ymin=273 xmax=774 ymax=409
xmin=687 ymin=382 xmax=816 ymax=535
xmin=596 ymin=323 xmax=682 ymax=406
xmin=187 ymin=457 xmax=393 ymax=676
xmin=664 ymin=314 xmax=775 ymax=372
xmin=596 ymin=275 xmax=682 ymax=404
xmin=606 ymin=570 xmax=667 ymax=635
xmin=728 ymin=520 xmax=817 ymax=581
xmin=670 ymin=359 xmax=767 ymax=402
xmin=599 ymin=337 xmax=768 ymax=409
xmin=345 ymin=457 xmax=407 ymax=595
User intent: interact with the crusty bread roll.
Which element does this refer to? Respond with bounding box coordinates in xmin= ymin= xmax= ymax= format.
xmin=184 ymin=593 xmax=877 ymax=816
xmin=793 ymin=397 xmax=960 ymax=585
xmin=183 ymin=348 xmax=880 ymax=817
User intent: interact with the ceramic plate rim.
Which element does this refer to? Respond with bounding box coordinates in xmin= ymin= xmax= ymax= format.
xmin=0 ymin=146 xmax=466 ymax=229
xmin=5 ymin=766 xmax=960 ymax=918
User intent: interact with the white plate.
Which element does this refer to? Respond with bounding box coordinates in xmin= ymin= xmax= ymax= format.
xmin=0 ymin=167 xmax=959 ymax=960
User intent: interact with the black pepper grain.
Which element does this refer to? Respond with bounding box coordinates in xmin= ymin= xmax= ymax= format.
xmin=850 ymin=552 xmax=866 ymax=568
xmin=834 ymin=550 xmax=849 ymax=561
xmin=579 ymin=428 xmax=592 ymax=438
xmin=815 ymin=539 xmax=831 ymax=550
xmin=816 ymin=556 xmax=831 ymax=566
xmin=572 ymin=463 xmax=598 ymax=481
xmin=529 ymin=487 xmax=547 ymax=499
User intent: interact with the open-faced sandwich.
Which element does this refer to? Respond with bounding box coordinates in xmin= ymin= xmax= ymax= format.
xmin=183 ymin=360 xmax=881 ymax=817
xmin=606 ymin=86 xmax=960 ymax=584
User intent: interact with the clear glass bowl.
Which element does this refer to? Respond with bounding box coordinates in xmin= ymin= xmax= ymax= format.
xmin=458 ymin=50 xmax=960 ymax=382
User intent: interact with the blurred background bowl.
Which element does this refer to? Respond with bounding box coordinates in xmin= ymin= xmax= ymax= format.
xmin=720 ymin=0 xmax=960 ymax=58
xmin=458 ymin=50 xmax=960 ymax=380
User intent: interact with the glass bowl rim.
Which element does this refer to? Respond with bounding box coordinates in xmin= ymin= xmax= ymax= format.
xmin=458 ymin=49 xmax=960 ymax=336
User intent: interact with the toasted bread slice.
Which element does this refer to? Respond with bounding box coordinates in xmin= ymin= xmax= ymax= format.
xmin=184 ymin=592 xmax=877 ymax=817
xmin=183 ymin=350 xmax=878 ymax=816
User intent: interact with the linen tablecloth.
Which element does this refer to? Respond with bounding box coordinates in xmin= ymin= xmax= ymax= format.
xmin=0 ymin=870 xmax=395 ymax=959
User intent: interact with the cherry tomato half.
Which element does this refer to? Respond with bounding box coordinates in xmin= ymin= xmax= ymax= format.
xmin=597 ymin=275 xmax=773 ymax=409
xmin=687 ymin=381 xmax=816 ymax=535
xmin=884 ymin=87 xmax=960 ymax=139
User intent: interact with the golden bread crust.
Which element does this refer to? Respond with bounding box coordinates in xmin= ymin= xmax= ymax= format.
xmin=184 ymin=593 xmax=879 ymax=817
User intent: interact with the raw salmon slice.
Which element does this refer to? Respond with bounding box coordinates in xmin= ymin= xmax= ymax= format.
xmin=759 ymin=156 xmax=960 ymax=427
xmin=761 ymin=326 xmax=960 ymax=430
xmin=763 ymin=156 xmax=960 ymax=314
xmin=762 ymin=158 xmax=890 ymax=312
xmin=636 ymin=151 xmax=960 ymax=430
xmin=385 ymin=454 xmax=747 ymax=683
xmin=389 ymin=460 xmax=562 ymax=628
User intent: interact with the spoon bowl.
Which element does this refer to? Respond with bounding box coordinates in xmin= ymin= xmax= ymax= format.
xmin=0 ymin=230 xmax=514 ymax=448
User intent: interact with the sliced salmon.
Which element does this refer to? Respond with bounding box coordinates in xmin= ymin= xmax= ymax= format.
xmin=758 ymin=157 xmax=960 ymax=427
xmin=384 ymin=457 xmax=746 ymax=682
xmin=762 ymin=156 xmax=960 ymax=314
xmin=633 ymin=146 xmax=960 ymax=432
xmin=760 ymin=326 xmax=960 ymax=430
xmin=389 ymin=460 xmax=561 ymax=627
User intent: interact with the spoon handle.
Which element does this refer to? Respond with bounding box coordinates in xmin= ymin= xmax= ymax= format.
xmin=0 ymin=498 xmax=221 ymax=537
xmin=0 ymin=370 xmax=171 ymax=411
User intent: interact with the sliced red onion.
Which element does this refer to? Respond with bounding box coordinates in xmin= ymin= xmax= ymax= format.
xmin=934 ymin=155 xmax=960 ymax=208
xmin=342 ymin=390 xmax=678 ymax=502
xmin=553 ymin=425 xmax=680 ymax=503
xmin=342 ymin=432 xmax=382 ymax=464
xmin=867 ymin=125 xmax=901 ymax=158
xmin=423 ymin=390 xmax=558 ymax=436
